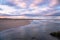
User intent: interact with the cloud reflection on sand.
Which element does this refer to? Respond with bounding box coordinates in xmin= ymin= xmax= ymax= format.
xmin=0 ymin=19 xmax=60 ymax=40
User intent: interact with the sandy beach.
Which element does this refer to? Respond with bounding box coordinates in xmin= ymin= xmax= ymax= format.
xmin=0 ymin=20 xmax=60 ymax=40
xmin=0 ymin=19 xmax=31 ymax=31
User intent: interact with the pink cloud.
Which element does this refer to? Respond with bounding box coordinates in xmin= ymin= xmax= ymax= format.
xmin=29 ymin=0 xmax=43 ymax=8
xmin=6 ymin=0 xmax=44 ymax=8
xmin=6 ymin=0 xmax=27 ymax=8
xmin=49 ymin=0 xmax=59 ymax=7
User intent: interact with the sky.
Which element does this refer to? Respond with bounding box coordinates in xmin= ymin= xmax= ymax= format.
xmin=0 ymin=0 xmax=60 ymax=16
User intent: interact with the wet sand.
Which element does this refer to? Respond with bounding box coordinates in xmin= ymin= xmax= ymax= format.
xmin=0 ymin=19 xmax=31 ymax=31
xmin=0 ymin=20 xmax=60 ymax=40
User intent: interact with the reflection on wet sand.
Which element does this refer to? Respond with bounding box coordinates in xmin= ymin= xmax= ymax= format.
xmin=0 ymin=20 xmax=60 ymax=40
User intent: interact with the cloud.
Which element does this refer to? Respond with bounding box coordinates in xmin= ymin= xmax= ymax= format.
xmin=0 ymin=5 xmax=16 ymax=14
xmin=6 ymin=0 xmax=45 ymax=8
xmin=0 ymin=0 xmax=60 ymax=16
xmin=49 ymin=0 xmax=59 ymax=7
xmin=0 ymin=4 xmax=59 ymax=16
xmin=29 ymin=0 xmax=43 ymax=8
xmin=45 ymin=10 xmax=60 ymax=16
xmin=16 ymin=6 xmax=51 ymax=15
xmin=6 ymin=0 xmax=27 ymax=8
